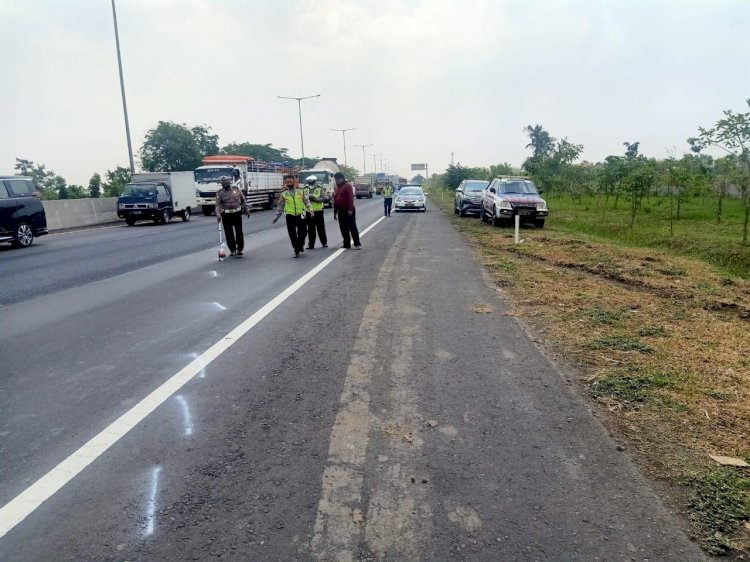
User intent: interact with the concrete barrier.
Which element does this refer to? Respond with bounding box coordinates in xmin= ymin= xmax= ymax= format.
xmin=42 ymin=198 xmax=120 ymax=230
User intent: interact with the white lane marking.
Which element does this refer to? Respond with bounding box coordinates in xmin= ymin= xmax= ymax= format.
xmin=144 ymin=466 xmax=162 ymax=536
xmin=175 ymin=396 xmax=193 ymax=436
xmin=212 ymin=302 xmax=227 ymax=311
xmin=188 ymin=352 xmax=207 ymax=379
xmin=208 ymin=270 xmax=218 ymax=277
xmin=0 ymin=215 xmax=386 ymax=540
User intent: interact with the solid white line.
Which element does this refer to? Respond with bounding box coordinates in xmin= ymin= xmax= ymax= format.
xmin=144 ymin=466 xmax=162 ymax=536
xmin=175 ymin=396 xmax=193 ymax=436
xmin=0 ymin=214 xmax=386 ymax=540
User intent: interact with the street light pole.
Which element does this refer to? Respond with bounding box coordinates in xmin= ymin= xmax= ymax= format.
xmin=278 ymin=94 xmax=320 ymax=168
xmin=354 ymin=144 xmax=372 ymax=175
xmin=330 ymin=127 xmax=356 ymax=167
xmin=111 ymin=0 xmax=135 ymax=174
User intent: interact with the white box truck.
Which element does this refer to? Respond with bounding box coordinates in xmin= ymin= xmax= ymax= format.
xmin=297 ymin=159 xmax=340 ymax=208
xmin=116 ymin=171 xmax=197 ymax=226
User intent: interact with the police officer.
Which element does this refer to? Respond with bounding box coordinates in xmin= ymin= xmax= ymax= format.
xmin=272 ymin=174 xmax=313 ymax=258
xmin=383 ymin=182 xmax=394 ymax=217
xmin=215 ymin=176 xmax=249 ymax=257
xmin=304 ymin=175 xmax=328 ymax=249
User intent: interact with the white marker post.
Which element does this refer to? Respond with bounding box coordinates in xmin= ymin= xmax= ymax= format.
xmin=514 ymin=213 xmax=520 ymax=244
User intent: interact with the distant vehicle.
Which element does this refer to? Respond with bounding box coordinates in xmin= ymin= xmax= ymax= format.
xmin=117 ymin=171 xmax=197 ymax=226
xmin=454 ymin=179 xmax=489 ymax=217
xmin=0 ymin=175 xmax=47 ymax=248
xmin=195 ymin=155 xmax=284 ymax=215
xmin=297 ymin=160 xmax=339 ymax=208
xmin=394 ymin=185 xmax=426 ymax=212
xmin=354 ymin=176 xmax=373 ymax=199
xmin=479 ymin=176 xmax=548 ymax=228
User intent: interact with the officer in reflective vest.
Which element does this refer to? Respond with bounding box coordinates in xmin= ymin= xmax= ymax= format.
xmin=273 ymin=174 xmax=313 ymax=258
xmin=383 ymin=183 xmax=394 ymax=217
xmin=303 ymin=175 xmax=328 ymax=249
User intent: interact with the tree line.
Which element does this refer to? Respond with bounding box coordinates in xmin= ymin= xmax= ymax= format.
xmin=14 ymin=120 xmax=355 ymax=200
xmin=437 ymin=100 xmax=750 ymax=244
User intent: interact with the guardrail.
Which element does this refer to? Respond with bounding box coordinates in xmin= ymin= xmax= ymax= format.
xmin=43 ymin=198 xmax=119 ymax=230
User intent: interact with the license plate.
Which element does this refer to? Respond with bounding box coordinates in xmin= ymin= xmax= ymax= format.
xmin=519 ymin=209 xmax=533 ymax=216
xmin=132 ymin=211 xmax=142 ymax=215
xmin=406 ymin=202 xmax=414 ymax=206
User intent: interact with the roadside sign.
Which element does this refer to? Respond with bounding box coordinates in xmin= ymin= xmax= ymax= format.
xmin=411 ymin=163 xmax=427 ymax=171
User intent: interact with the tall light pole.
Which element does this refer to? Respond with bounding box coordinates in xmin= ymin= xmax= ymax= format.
xmin=278 ymin=94 xmax=320 ymax=168
xmin=378 ymin=157 xmax=387 ymax=174
xmin=111 ymin=0 xmax=135 ymax=174
xmin=330 ymin=127 xmax=356 ymax=167
xmin=369 ymin=153 xmax=380 ymax=192
xmin=354 ymin=144 xmax=372 ymax=175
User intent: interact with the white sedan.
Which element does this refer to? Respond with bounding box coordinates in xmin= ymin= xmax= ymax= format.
xmin=394 ymin=186 xmax=426 ymax=212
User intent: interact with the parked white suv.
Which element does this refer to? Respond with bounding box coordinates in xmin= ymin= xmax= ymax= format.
xmin=479 ymin=177 xmax=548 ymax=228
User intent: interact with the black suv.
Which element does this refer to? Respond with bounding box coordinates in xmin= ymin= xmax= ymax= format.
xmin=454 ymin=179 xmax=489 ymax=216
xmin=0 ymin=176 xmax=48 ymax=248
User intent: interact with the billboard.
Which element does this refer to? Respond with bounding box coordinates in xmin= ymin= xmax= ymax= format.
xmin=410 ymin=163 xmax=427 ymax=171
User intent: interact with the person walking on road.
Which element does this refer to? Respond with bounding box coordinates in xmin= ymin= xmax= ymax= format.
xmin=273 ymin=174 xmax=313 ymax=258
xmin=382 ymin=183 xmax=393 ymax=217
xmin=215 ymin=176 xmax=249 ymax=257
xmin=303 ymin=175 xmax=328 ymax=249
xmin=333 ymin=172 xmax=361 ymax=250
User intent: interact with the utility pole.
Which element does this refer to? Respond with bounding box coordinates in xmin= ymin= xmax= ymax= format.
xmin=111 ymin=0 xmax=135 ymax=174
xmin=278 ymin=94 xmax=321 ymax=168
xmin=370 ymin=153 xmax=380 ymax=191
xmin=330 ymin=127 xmax=356 ymax=167
xmin=451 ymin=152 xmax=454 ymax=166
xmin=354 ymin=144 xmax=372 ymax=175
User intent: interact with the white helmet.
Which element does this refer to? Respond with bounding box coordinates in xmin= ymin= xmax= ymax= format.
xmin=305 ymin=175 xmax=317 ymax=185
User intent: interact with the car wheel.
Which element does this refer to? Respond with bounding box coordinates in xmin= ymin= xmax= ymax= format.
xmin=535 ymin=219 xmax=545 ymax=229
xmin=11 ymin=222 xmax=34 ymax=248
xmin=458 ymin=205 xmax=465 ymax=217
xmin=125 ymin=218 xmax=136 ymax=226
xmin=161 ymin=209 xmax=171 ymax=224
xmin=491 ymin=207 xmax=501 ymax=227
xmin=182 ymin=207 xmax=191 ymax=222
xmin=454 ymin=204 xmax=459 ymax=215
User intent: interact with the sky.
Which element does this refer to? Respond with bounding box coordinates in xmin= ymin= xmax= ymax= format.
xmin=1 ymin=0 xmax=748 ymax=186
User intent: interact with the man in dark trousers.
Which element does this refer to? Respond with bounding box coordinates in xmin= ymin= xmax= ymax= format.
xmin=215 ymin=176 xmax=249 ymax=257
xmin=382 ymin=182 xmax=394 ymax=216
xmin=272 ymin=174 xmax=313 ymax=258
xmin=303 ymin=175 xmax=328 ymax=249
xmin=333 ymin=172 xmax=361 ymax=249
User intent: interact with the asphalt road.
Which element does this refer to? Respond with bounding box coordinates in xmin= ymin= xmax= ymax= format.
xmin=0 ymin=199 xmax=705 ymax=560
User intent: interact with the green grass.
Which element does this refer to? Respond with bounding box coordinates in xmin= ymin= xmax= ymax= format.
xmin=591 ymin=335 xmax=654 ymax=353
xmin=586 ymin=307 xmax=624 ymax=325
xmin=546 ymin=194 xmax=750 ymax=279
xmin=685 ymin=469 xmax=750 ymax=554
xmin=591 ymin=371 xmax=673 ymax=403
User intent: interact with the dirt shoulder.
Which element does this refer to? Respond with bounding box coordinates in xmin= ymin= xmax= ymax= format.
xmin=431 ymin=193 xmax=750 ymax=556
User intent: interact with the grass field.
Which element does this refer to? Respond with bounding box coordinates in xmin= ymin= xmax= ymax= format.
xmin=432 ymin=189 xmax=750 ymax=555
xmin=547 ymin=193 xmax=750 ymax=278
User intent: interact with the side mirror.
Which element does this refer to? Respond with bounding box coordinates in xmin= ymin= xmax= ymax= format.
xmin=489 ymin=187 xmax=496 ymax=194
xmin=456 ymin=188 xmax=463 ymax=193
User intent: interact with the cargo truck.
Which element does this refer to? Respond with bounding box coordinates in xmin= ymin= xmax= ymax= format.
xmin=354 ymin=175 xmax=374 ymax=199
xmin=117 ymin=171 xmax=196 ymax=226
xmin=194 ymin=155 xmax=284 ymax=215
xmin=296 ymin=159 xmax=340 ymax=208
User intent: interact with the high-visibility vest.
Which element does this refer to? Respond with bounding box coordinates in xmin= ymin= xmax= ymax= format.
xmin=309 ymin=186 xmax=324 ymax=211
xmin=383 ymin=186 xmax=393 ymax=198
xmin=282 ymin=189 xmax=305 ymax=216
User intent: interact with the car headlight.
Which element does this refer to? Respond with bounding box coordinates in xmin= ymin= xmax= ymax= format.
xmin=117 ymin=203 xmax=124 ymax=209
xmin=537 ymin=200 xmax=547 ymax=210
xmin=149 ymin=203 xmax=157 ymax=209
xmin=498 ymin=200 xmax=512 ymax=210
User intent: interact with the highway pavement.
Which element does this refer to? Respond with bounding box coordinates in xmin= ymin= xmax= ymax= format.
xmin=0 ymin=198 xmax=705 ymax=560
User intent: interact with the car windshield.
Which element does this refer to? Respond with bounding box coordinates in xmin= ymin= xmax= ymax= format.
xmin=498 ymin=181 xmax=537 ymax=194
xmin=465 ymin=181 xmax=488 ymax=192
xmin=195 ymin=167 xmax=233 ymax=183
xmin=121 ymin=184 xmax=157 ymax=197
xmin=399 ymin=188 xmax=423 ymax=196
xmin=300 ymin=171 xmax=329 ymax=184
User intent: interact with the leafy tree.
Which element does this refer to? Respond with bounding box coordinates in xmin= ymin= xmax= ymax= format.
xmin=712 ymin=156 xmax=743 ymax=224
xmin=488 ymin=162 xmax=515 ymax=177
xmin=410 ymin=174 xmax=425 ymax=184
xmin=524 ymin=125 xmax=556 ymax=158
xmin=623 ymin=157 xmax=658 ymax=227
xmin=14 ymin=158 xmax=56 ymax=198
xmin=598 ymin=155 xmax=628 ymax=207
xmin=191 ymin=125 xmax=219 ymax=156
xmin=140 ymin=121 xmax=204 ymax=172
xmin=67 ymin=184 xmax=87 ymax=199
xmin=689 ymin=99 xmax=750 ymax=244
xmin=444 ymin=164 xmax=476 ymax=189
xmin=103 ymin=166 xmax=131 ymax=197
xmin=338 ymin=164 xmax=359 ymax=180
xmin=88 ymin=173 xmax=102 ymax=198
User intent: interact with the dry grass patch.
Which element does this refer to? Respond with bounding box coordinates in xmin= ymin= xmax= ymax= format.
xmin=432 ymin=193 xmax=750 ymax=554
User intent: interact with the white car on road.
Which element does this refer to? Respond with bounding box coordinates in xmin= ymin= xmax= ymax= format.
xmin=394 ymin=185 xmax=426 ymax=212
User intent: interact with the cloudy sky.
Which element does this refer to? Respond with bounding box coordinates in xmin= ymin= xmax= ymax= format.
xmin=1 ymin=0 xmax=748 ymax=185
